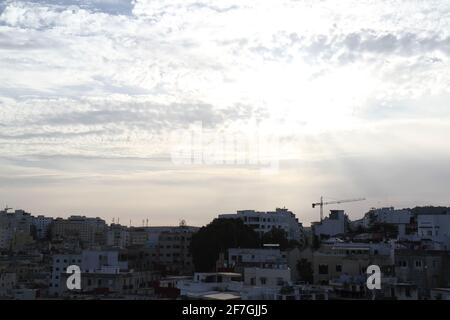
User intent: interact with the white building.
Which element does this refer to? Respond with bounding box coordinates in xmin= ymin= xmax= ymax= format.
xmin=313 ymin=210 xmax=347 ymax=238
xmin=363 ymin=207 xmax=412 ymax=237
xmin=219 ymin=208 xmax=304 ymax=242
xmin=177 ymin=272 xmax=243 ymax=299
xmin=106 ymin=224 xmax=130 ymax=248
xmin=227 ymin=247 xmax=287 ymax=271
xmin=49 ymin=249 xmax=128 ymax=296
xmin=243 ymin=267 xmax=291 ymax=287
xmin=417 ymin=214 xmax=450 ymax=250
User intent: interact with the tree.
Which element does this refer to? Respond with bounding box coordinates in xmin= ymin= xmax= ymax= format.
xmin=190 ymin=218 xmax=260 ymax=272
xmin=261 ymin=227 xmax=299 ymax=250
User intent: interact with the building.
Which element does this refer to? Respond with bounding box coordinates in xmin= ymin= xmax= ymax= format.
xmin=312 ymin=241 xmax=394 ymax=286
xmin=129 ymin=227 xmax=150 ymax=246
xmin=0 ymin=209 xmax=34 ymax=250
xmin=177 ymin=272 xmax=243 ymax=300
xmin=121 ymin=225 xmax=198 ymax=275
xmin=225 ymin=247 xmax=287 ymax=273
xmin=151 ymin=226 xmax=198 ymax=275
xmin=363 ymin=207 xmax=414 ymax=238
xmin=267 ymin=284 xmax=330 ymax=300
xmin=243 ymin=267 xmax=291 ymax=287
xmin=219 ymin=208 xmax=304 ymax=242
xmin=0 ymin=272 xmax=16 ymax=298
xmin=106 ymin=224 xmax=130 ymax=248
xmin=52 ymin=216 xmax=107 ymax=247
xmin=60 ymin=270 xmax=158 ymax=297
xmin=32 ymin=215 xmax=53 ymax=240
xmin=417 ymin=213 xmax=450 ymax=250
xmin=394 ymin=249 xmax=450 ymax=298
xmin=50 ymin=249 xmax=129 ymax=296
xmin=49 ymin=253 xmax=82 ymax=296
xmin=312 ymin=210 xmax=348 ymax=239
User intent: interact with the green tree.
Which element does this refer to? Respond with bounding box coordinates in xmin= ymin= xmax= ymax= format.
xmin=261 ymin=227 xmax=299 ymax=249
xmin=190 ymin=218 xmax=260 ymax=272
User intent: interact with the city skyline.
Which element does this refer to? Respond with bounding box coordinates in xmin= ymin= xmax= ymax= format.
xmin=1 ymin=0 xmax=450 ymax=227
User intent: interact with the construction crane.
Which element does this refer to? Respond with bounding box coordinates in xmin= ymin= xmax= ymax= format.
xmin=312 ymin=196 xmax=365 ymax=221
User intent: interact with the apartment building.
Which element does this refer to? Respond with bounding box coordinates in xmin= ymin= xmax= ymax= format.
xmin=32 ymin=215 xmax=53 ymax=240
xmin=50 ymin=249 xmax=129 ymax=296
xmin=364 ymin=207 xmax=414 ymax=237
xmin=151 ymin=226 xmax=198 ymax=275
xmin=243 ymin=267 xmax=291 ymax=287
xmin=417 ymin=213 xmax=450 ymax=250
xmin=312 ymin=210 xmax=348 ymax=239
xmin=395 ymin=249 xmax=450 ymax=298
xmin=312 ymin=242 xmax=394 ymax=285
xmin=226 ymin=247 xmax=287 ymax=273
xmin=52 ymin=216 xmax=107 ymax=247
xmin=106 ymin=224 xmax=130 ymax=248
xmin=0 ymin=209 xmax=34 ymax=250
xmin=219 ymin=207 xmax=304 ymax=242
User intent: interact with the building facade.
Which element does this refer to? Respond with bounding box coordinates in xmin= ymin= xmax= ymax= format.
xmin=219 ymin=208 xmax=304 ymax=243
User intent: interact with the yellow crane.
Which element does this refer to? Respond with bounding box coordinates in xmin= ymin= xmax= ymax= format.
xmin=312 ymin=196 xmax=365 ymax=221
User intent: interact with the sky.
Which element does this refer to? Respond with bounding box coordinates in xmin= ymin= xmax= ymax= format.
xmin=1 ymin=0 xmax=450 ymax=226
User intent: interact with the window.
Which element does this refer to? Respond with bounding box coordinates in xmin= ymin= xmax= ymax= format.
xmin=398 ymin=260 xmax=407 ymax=268
xmin=336 ymin=265 xmax=342 ymax=272
xmin=415 ymin=260 xmax=422 ymax=269
xmin=260 ymin=277 xmax=267 ymax=285
xmin=318 ymin=264 xmax=328 ymax=275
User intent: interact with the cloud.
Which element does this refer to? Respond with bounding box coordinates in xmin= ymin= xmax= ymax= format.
xmin=1 ymin=0 xmax=450 ymax=222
